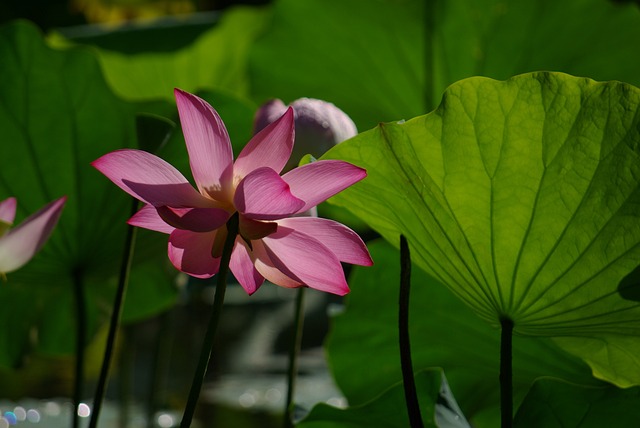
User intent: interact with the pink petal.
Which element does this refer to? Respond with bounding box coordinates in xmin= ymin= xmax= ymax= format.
xmin=261 ymin=226 xmax=350 ymax=295
xmin=92 ymin=149 xmax=213 ymax=207
xmin=230 ymin=240 xmax=264 ymax=295
xmin=156 ymin=206 xmax=230 ymax=232
xmin=252 ymin=240 xmax=303 ymax=288
xmin=174 ymin=89 xmax=234 ymax=201
xmin=252 ymin=99 xmax=287 ymax=134
xmin=0 ymin=196 xmax=66 ymax=273
xmin=0 ymin=197 xmax=17 ymax=225
xmin=277 ymin=217 xmax=372 ymax=266
xmin=168 ymin=229 xmax=220 ymax=278
xmin=282 ymin=160 xmax=366 ymax=212
xmin=239 ymin=216 xmax=277 ymax=240
xmin=234 ymin=107 xmax=295 ymax=178
xmin=234 ymin=167 xmax=304 ymax=220
xmin=128 ymin=205 xmax=174 ymax=234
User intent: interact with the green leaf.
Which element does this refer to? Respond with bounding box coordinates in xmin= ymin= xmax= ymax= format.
xmin=326 ymin=72 xmax=640 ymax=327
xmin=514 ymin=379 xmax=640 ymax=427
xmin=328 ymin=240 xmax=600 ymax=427
xmin=53 ymin=6 xmax=270 ymax=102
xmin=250 ymin=0 xmax=640 ymax=129
xmin=135 ymin=113 xmax=175 ymax=153
xmin=323 ymin=72 xmax=640 ymax=387
xmin=297 ymin=369 xmax=465 ymax=428
xmin=0 ymin=20 xmax=177 ymax=362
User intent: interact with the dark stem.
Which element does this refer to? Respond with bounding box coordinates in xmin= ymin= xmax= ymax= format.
xmin=89 ymin=198 xmax=138 ymax=428
xmin=180 ymin=213 xmax=238 ymax=428
xmin=500 ymin=317 xmax=514 ymax=428
xmin=283 ymin=287 xmax=306 ymax=428
xmin=399 ymin=235 xmax=423 ymax=428
xmin=73 ymin=267 xmax=86 ymax=428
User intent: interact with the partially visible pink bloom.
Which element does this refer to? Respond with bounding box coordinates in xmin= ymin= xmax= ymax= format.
xmin=254 ymin=98 xmax=357 ymax=171
xmin=93 ymin=89 xmax=371 ymax=296
xmin=0 ymin=196 xmax=67 ymax=275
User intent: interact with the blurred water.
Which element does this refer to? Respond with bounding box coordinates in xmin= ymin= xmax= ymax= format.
xmin=0 ymin=400 xmax=180 ymax=428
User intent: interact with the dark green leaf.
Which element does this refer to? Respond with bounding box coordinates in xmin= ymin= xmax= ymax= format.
xmin=250 ymin=0 xmax=640 ymax=130
xmin=297 ymin=369 xmax=465 ymax=428
xmin=514 ymin=379 xmax=640 ymax=427
xmin=0 ymin=20 xmax=177 ymax=361
xmin=328 ymin=240 xmax=600 ymax=427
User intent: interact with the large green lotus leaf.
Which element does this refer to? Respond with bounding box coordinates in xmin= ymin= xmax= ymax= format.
xmin=513 ymin=378 xmax=640 ymax=427
xmin=298 ymin=369 xmax=462 ymax=428
xmin=0 ymin=21 xmax=178 ymax=363
xmin=250 ymin=0 xmax=640 ymax=130
xmin=328 ymin=240 xmax=600 ymax=427
xmin=324 ymin=72 xmax=640 ymax=343
xmin=51 ymin=6 xmax=269 ymax=102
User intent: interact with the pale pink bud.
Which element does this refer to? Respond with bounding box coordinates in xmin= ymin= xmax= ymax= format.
xmin=254 ymin=98 xmax=357 ymax=171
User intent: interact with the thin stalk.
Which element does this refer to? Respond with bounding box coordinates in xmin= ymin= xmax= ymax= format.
xmin=283 ymin=287 xmax=306 ymax=428
xmin=180 ymin=213 xmax=238 ymax=428
xmin=500 ymin=317 xmax=514 ymax=428
xmin=399 ymin=235 xmax=423 ymax=428
xmin=72 ymin=267 xmax=86 ymax=428
xmin=89 ymin=198 xmax=138 ymax=428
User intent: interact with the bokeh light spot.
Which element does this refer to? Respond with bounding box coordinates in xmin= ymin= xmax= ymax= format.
xmin=12 ymin=407 xmax=25 ymax=422
xmin=2 ymin=412 xmax=16 ymax=425
xmin=77 ymin=403 xmax=91 ymax=418
xmin=26 ymin=409 xmax=40 ymax=423
xmin=157 ymin=413 xmax=174 ymax=428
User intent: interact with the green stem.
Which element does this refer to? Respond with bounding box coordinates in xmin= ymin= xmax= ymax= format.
xmin=283 ymin=287 xmax=306 ymax=428
xmin=180 ymin=213 xmax=238 ymax=428
xmin=399 ymin=235 xmax=423 ymax=428
xmin=89 ymin=198 xmax=138 ymax=428
xmin=500 ymin=317 xmax=514 ymax=428
xmin=73 ymin=268 xmax=86 ymax=428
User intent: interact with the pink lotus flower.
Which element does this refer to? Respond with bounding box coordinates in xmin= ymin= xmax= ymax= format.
xmin=92 ymin=89 xmax=372 ymax=295
xmin=0 ymin=196 xmax=66 ymax=275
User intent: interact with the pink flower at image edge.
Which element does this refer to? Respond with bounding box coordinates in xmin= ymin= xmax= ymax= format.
xmin=92 ymin=89 xmax=372 ymax=296
xmin=0 ymin=196 xmax=67 ymax=275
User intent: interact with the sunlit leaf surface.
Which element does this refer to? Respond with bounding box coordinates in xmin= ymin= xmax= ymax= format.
xmin=56 ymin=6 xmax=269 ymax=102
xmin=323 ymin=72 xmax=640 ymax=387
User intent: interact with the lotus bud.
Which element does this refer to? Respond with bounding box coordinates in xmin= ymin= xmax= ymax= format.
xmin=253 ymin=98 xmax=358 ymax=172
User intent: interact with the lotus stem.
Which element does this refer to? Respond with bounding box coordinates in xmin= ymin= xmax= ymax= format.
xmin=500 ymin=316 xmax=514 ymax=428
xmin=283 ymin=286 xmax=306 ymax=428
xmin=72 ymin=267 xmax=86 ymax=428
xmin=180 ymin=213 xmax=238 ymax=428
xmin=399 ymin=235 xmax=423 ymax=428
xmin=89 ymin=197 xmax=138 ymax=428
